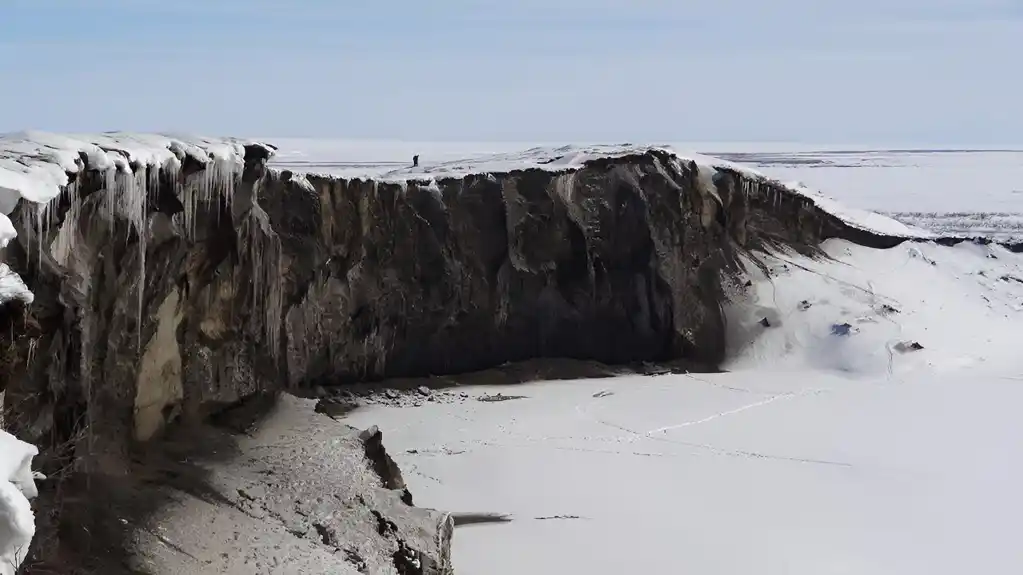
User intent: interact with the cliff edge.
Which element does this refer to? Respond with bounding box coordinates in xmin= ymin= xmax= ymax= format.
xmin=0 ymin=132 xmax=922 ymax=572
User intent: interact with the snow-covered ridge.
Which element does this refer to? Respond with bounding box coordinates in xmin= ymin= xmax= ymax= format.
xmin=275 ymin=142 xmax=929 ymax=240
xmin=0 ymin=132 xmax=925 ymax=275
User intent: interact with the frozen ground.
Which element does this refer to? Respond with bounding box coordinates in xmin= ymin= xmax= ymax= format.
xmin=271 ymin=140 xmax=1023 ymax=242
xmin=347 ymin=239 xmax=1023 ymax=574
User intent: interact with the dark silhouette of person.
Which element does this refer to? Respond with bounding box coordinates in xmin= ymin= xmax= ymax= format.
xmin=413 ymin=154 xmax=419 ymax=167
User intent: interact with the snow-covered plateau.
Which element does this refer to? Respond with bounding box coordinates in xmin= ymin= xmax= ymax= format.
xmin=1 ymin=133 xmax=1022 ymax=574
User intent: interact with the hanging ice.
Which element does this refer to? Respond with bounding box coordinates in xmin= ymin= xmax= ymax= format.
xmin=0 ymin=132 xmax=271 ymax=351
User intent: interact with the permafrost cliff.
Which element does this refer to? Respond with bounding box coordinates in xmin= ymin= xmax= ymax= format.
xmin=0 ymin=133 xmax=914 ymax=573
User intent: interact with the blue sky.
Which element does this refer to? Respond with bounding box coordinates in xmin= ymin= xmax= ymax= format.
xmin=1 ymin=0 xmax=1021 ymax=143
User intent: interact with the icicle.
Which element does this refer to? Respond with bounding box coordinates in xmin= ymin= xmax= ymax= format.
xmin=133 ymin=166 xmax=149 ymax=351
xmin=51 ymin=179 xmax=82 ymax=267
xmin=102 ymin=167 xmax=117 ymax=223
xmin=34 ymin=195 xmax=52 ymax=269
xmin=24 ymin=199 xmax=36 ymax=267
xmin=242 ymin=176 xmax=284 ymax=359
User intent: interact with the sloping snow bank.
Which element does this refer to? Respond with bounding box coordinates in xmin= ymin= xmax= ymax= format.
xmin=270 ymin=139 xmax=930 ymax=240
xmin=0 ymin=431 xmax=40 ymax=575
xmin=725 ymin=239 xmax=1023 ymax=376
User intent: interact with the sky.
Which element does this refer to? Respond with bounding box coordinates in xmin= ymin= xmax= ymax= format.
xmin=1 ymin=0 xmax=1021 ymax=144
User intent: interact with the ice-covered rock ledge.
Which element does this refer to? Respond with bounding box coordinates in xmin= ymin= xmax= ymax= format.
xmin=0 ymin=131 xmax=923 ymax=571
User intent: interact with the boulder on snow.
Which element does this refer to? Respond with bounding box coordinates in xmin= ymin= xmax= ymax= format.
xmin=893 ymin=341 xmax=925 ymax=353
xmin=831 ymin=323 xmax=854 ymax=336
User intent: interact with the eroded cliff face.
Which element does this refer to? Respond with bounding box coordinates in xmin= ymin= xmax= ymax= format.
xmin=0 ymin=147 xmax=896 ymax=454
xmin=0 ymin=143 xmax=894 ymax=571
xmin=277 ymin=153 xmax=838 ymax=388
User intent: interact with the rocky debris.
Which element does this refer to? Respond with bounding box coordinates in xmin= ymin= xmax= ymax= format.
xmin=314 ymin=385 xmax=537 ymax=413
xmin=310 ymin=357 xmax=720 ymax=413
xmin=316 ymin=387 xmax=466 ymax=413
xmin=476 ymin=393 xmax=528 ymax=403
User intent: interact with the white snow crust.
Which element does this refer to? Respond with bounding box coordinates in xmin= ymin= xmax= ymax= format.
xmin=0 ymin=431 xmax=40 ymax=575
xmin=0 ymin=131 xmax=269 ymax=208
xmin=270 ymin=140 xmax=928 ymax=239
xmin=348 ymin=239 xmax=1023 ymax=574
